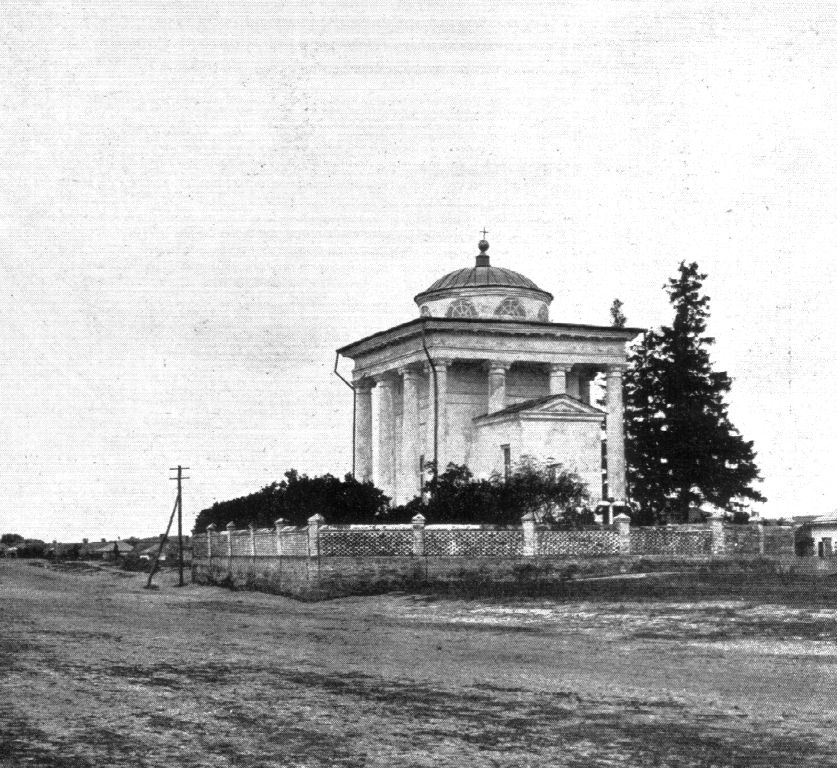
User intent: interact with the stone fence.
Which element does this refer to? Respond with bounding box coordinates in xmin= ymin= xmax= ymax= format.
xmin=191 ymin=514 xmax=795 ymax=600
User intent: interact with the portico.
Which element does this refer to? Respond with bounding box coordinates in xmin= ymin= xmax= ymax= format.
xmin=338 ymin=237 xmax=641 ymax=506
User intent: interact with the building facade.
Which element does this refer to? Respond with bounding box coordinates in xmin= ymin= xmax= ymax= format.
xmin=337 ymin=238 xmax=642 ymax=506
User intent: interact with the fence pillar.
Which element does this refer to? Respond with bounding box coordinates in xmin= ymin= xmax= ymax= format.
xmin=206 ymin=523 xmax=216 ymax=559
xmin=522 ymin=512 xmax=537 ymax=556
xmin=274 ymin=518 xmax=287 ymax=556
xmin=412 ymin=513 xmax=426 ymax=556
xmin=749 ymin=517 xmax=765 ymax=555
xmin=225 ymin=522 xmax=235 ymax=558
xmin=308 ymin=514 xmax=324 ymax=558
xmin=614 ymin=513 xmax=631 ymax=555
xmin=709 ymin=512 xmax=725 ymax=556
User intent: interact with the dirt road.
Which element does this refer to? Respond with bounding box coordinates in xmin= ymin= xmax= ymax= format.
xmin=1 ymin=560 xmax=836 ymax=766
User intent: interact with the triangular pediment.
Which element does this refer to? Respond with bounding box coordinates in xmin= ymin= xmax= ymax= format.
xmin=524 ymin=394 xmax=604 ymax=416
xmin=474 ymin=394 xmax=605 ymax=424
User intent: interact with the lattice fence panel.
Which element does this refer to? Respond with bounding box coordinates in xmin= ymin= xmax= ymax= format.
xmin=764 ymin=527 xmax=795 ymax=556
xmin=538 ymin=529 xmax=620 ymax=557
xmin=424 ymin=529 xmax=523 ymax=557
xmin=278 ymin=530 xmax=309 ymax=556
xmin=192 ymin=533 xmax=207 ymax=557
xmin=208 ymin=531 xmax=224 ymax=556
xmin=254 ymin=531 xmax=276 ymax=556
xmin=630 ymin=528 xmax=711 ymax=556
xmin=319 ymin=529 xmax=413 ymax=557
xmin=723 ymin=526 xmax=761 ymax=554
xmin=229 ymin=531 xmax=252 ymax=557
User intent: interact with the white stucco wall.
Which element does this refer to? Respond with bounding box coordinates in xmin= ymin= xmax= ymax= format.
xmin=806 ymin=523 xmax=837 ymax=555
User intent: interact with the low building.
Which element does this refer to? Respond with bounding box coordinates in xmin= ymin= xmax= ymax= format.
xmin=93 ymin=540 xmax=135 ymax=561
xmin=794 ymin=516 xmax=837 ymax=557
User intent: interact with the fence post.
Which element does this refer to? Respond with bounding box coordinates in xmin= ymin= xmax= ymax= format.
xmin=274 ymin=518 xmax=287 ymax=556
xmin=522 ymin=512 xmax=537 ymax=556
xmin=412 ymin=513 xmax=426 ymax=557
xmin=709 ymin=512 xmax=725 ymax=556
xmin=206 ymin=523 xmax=216 ymax=560
xmin=749 ymin=516 xmax=765 ymax=555
xmin=614 ymin=513 xmax=631 ymax=555
xmin=308 ymin=514 xmax=324 ymax=558
xmin=225 ymin=522 xmax=235 ymax=558
xmin=248 ymin=523 xmax=256 ymax=563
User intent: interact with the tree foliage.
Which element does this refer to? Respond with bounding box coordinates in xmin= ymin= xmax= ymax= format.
xmin=610 ymin=298 xmax=626 ymax=328
xmin=1 ymin=533 xmax=24 ymax=545
xmin=192 ymin=470 xmax=390 ymax=531
xmin=624 ymin=262 xmax=765 ymax=524
xmin=390 ymin=457 xmax=590 ymax=526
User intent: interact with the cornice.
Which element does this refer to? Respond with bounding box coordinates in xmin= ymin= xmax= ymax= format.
xmin=337 ymin=318 xmax=644 ymax=359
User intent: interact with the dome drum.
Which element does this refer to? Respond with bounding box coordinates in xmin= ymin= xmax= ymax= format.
xmin=418 ymin=290 xmax=550 ymax=321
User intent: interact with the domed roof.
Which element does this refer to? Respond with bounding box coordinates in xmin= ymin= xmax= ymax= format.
xmin=415 ymin=239 xmax=552 ymax=303
xmin=422 ymin=265 xmax=544 ymax=294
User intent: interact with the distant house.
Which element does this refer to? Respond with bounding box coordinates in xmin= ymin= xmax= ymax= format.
xmin=794 ymin=516 xmax=837 ymax=557
xmin=92 ymin=540 xmax=135 ymax=561
xmin=136 ymin=536 xmax=191 ymax=563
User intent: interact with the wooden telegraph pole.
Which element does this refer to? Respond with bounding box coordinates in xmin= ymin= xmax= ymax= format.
xmin=169 ymin=465 xmax=190 ymax=587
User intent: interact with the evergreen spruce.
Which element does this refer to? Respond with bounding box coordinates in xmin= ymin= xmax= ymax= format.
xmin=610 ymin=298 xmax=626 ymax=328
xmin=624 ymin=262 xmax=765 ymax=523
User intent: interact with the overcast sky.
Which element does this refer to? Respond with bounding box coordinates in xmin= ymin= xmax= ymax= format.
xmin=2 ymin=1 xmax=836 ymax=540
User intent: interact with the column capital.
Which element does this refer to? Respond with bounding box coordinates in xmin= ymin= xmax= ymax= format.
xmin=486 ymin=360 xmax=510 ymax=373
xmin=424 ymin=358 xmax=452 ymax=374
xmin=397 ymin=366 xmax=421 ymax=381
xmin=606 ymin=364 xmax=627 ymax=377
xmin=374 ymin=373 xmax=398 ymax=388
xmin=549 ymin=362 xmax=572 ymax=373
xmin=353 ymin=377 xmax=376 ymax=393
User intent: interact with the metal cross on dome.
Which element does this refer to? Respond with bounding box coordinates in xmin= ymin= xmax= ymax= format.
xmin=480 ymin=228 xmax=488 ymax=239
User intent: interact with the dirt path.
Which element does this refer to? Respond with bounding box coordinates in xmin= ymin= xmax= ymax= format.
xmin=2 ymin=560 xmax=836 ymax=766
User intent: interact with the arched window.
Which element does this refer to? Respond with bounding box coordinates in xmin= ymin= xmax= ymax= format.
xmin=419 ymin=305 xmax=431 ymax=317
xmin=537 ymin=303 xmax=549 ymax=322
xmin=446 ymin=298 xmax=477 ymax=318
xmin=494 ymin=297 xmax=526 ymax=318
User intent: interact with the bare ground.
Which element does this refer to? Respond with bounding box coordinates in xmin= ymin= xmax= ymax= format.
xmin=1 ymin=560 xmax=837 ymax=767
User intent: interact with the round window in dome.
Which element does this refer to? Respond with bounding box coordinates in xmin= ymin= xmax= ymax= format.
xmin=494 ymin=297 xmax=526 ymax=318
xmin=446 ymin=298 xmax=477 ymax=318
xmin=419 ymin=305 xmax=431 ymax=317
xmin=537 ymin=303 xmax=549 ymax=322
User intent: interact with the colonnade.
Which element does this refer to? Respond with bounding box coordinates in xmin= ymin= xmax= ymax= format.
xmin=354 ymin=360 xmax=626 ymax=504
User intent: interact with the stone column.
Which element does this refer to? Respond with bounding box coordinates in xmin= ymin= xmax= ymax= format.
xmin=399 ymin=367 xmax=422 ymax=503
xmin=566 ymin=369 xmax=581 ymax=399
xmin=579 ymin=375 xmax=592 ymax=405
xmin=548 ymin=364 xmax=570 ymax=396
xmin=376 ymin=375 xmax=397 ymax=498
xmin=487 ymin=362 xmax=509 ymax=413
xmin=605 ymin=365 xmax=627 ymax=502
xmin=426 ymin=359 xmax=451 ymax=474
xmin=354 ymin=379 xmax=375 ymax=482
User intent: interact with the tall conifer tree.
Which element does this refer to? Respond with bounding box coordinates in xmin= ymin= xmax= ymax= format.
xmin=624 ymin=262 xmax=765 ymax=523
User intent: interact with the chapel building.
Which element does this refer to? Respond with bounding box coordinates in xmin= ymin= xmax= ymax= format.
xmin=337 ymin=237 xmax=642 ymax=506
